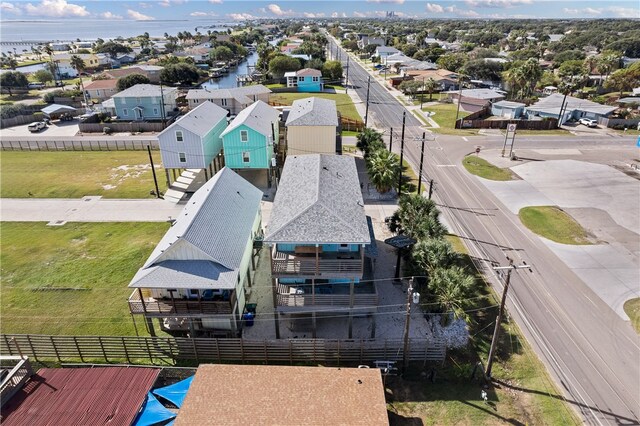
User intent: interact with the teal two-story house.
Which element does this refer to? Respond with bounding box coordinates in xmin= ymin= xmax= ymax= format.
xmin=112 ymin=84 xmax=177 ymax=121
xmin=284 ymin=68 xmax=323 ymax=93
xmin=220 ymin=100 xmax=280 ymax=187
xmin=264 ymin=154 xmax=377 ymax=339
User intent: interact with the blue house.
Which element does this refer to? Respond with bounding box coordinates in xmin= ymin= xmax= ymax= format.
xmin=220 ymin=100 xmax=280 ymax=187
xmin=491 ymin=100 xmax=525 ymax=119
xmin=285 ymin=68 xmax=323 ymax=93
xmin=157 ymin=101 xmax=229 ymax=182
xmin=112 ymin=84 xmax=177 ymax=121
xmin=264 ymin=154 xmax=376 ymax=338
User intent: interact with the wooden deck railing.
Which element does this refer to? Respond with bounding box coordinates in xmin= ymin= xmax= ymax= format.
xmin=128 ymin=290 xmax=233 ymax=316
xmin=271 ymin=254 xmax=363 ymax=278
xmin=276 ymin=293 xmax=378 ymax=309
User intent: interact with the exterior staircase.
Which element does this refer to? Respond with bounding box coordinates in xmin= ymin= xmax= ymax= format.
xmin=164 ymin=169 xmax=204 ymax=203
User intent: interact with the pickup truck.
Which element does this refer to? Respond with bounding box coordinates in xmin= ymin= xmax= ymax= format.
xmin=28 ymin=121 xmax=47 ymax=132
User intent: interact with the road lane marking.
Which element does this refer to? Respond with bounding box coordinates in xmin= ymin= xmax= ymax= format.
xmin=436 ymin=164 xmax=457 ymax=167
xmin=463 ymin=137 xmax=469 ymax=141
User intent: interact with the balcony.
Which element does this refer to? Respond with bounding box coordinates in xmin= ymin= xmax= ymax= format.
xmin=271 ymin=250 xmax=363 ymax=279
xmin=275 ymin=282 xmax=378 ymax=313
xmin=128 ymin=289 xmax=235 ymax=317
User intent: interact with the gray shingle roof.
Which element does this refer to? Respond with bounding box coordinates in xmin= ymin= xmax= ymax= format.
xmin=493 ymin=100 xmax=525 ymax=109
xmin=220 ymin=100 xmax=279 ymax=138
xmin=129 ymin=167 xmax=262 ymax=289
xmin=186 ymin=84 xmax=271 ymax=100
xmin=112 ymin=84 xmax=176 ymax=98
xmin=264 ymin=155 xmax=370 ymax=245
xmin=129 ymin=260 xmax=237 ymax=289
xmin=285 ymin=97 xmax=338 ymax=127
xmin=525 ymin=93 xmax=616 ymax=116
xmin=160 ymin=101 xmax=228 ymax=138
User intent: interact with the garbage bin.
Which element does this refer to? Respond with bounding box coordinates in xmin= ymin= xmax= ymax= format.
xmin=243 ymin=312 xmax=255 ymax=327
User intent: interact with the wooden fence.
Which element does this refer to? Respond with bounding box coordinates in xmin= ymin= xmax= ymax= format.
xmin=457 ymin=117 xmax=558 ymax=130
xmin=597 ymin=116 xmax=640 ymax=129
xmin=1 ymin=136 xmax=159 ymax=151
xmin=1 ymin=334 xmax=446 ymax=366
xmin=0 ymin=114 xmax=43 ymax=129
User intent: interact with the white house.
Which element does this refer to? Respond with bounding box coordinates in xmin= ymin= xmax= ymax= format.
xmin=285 ymin=97 xmax=340 ymax=155
xmin=186 ymin=85 xmax=272 ymax=114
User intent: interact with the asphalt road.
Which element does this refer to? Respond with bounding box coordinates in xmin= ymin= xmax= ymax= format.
xmin=328 ymin=37 xmax=640 ymax=425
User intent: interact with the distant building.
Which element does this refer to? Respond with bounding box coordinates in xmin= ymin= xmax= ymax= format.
xmin=357 ymin=36 xmax=386 ymax=50
xmin=444 ymin=88 xmax=506 ymax=113
xmin=285 ymin=97 xmax=340 ymax=155
xmin=491 ymin=100 xmax=526 ymax=119
xmin=186 ymin=85 xmax=272 ymax=114
xmin=101 ymin=65 xmax=163 ymax=83
xmin=373 ymin=46 xmax=400 ymax=63
xmin=111 ymin=84 xmax=177 ymax=121
xmin=525 ymin=93 xmax=616 ymax=124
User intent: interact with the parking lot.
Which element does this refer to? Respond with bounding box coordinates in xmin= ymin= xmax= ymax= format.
xmin=1 ymin=120 xmax=80 ymax=137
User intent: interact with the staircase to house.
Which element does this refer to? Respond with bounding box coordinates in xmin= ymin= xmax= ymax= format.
xmin=164 ymin=169 xmax=204 ymax=203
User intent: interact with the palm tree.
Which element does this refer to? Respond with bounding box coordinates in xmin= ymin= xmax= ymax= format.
xmin=70 ymin=55 xmax=88 ymax=106
xmin=429 ymin=266 xmax=475 ymax=325
xmin=389 ymin=194 xmax=447 ymax=240
xmin=366 ymin=149 xmax=400 ymax=194
xmin=411 ymin=237 xmax=458 ymax=274
xmin=423 ymin=77 xmax=439 ymax=101
xmin=356 ymin=128 xmax=385 ymax=157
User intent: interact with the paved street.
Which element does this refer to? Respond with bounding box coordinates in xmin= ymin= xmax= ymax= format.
xmin=328 ymin=36 xmax=640 ymax=425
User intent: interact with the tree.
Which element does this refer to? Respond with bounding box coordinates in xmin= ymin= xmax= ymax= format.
xmin=389 ymin=194 xmax=447 ymax=241
xmin=356 ymin=128 xmax=385 ymax=157
xmin=462 ymin=59 xmax=503 ymax=82
xmin=160 ymin=63 xmax=201 ymax=85
xmin=210 ymin=46 xmax=234 ymax=62
xmin=33 ymin=69 xmax=54 ymax=85
xmin=306 ymin=58 xmax=324 ymax=70
xmin=595 ymin=51 xmax=621 ymax=86
xmin=268 ymin=55 xmax=301 ymax=78
xmin=398 ymin=80 xmax=423 ymax=99
xmin=342 ymin=40 xmax=359 ymax=51
xmin=1 ymin=56 xmax=18 ymax=69
xmin=322 ymin=60 xmax=343 ymax=82
xmin=504 ymin=58 xmax=541 ymax=98
xmin=605 ymin=66 xmax=640 ymax=96
xmin=558 ymin=60 xmax=587 ymax=79
xmin=0 ymin=71 xmax=29 ymax=96
xmin=423 ymin=77 xmax=439 ymax=101
xmin=552 ymin=49 xmax=585 ymax=67
xmin=412 ymin=237 xmax=458 ymax=274
xmin=366 ymin=149 xmax=400 ymax=194
xmin=95 ymin=41 xmax=132 ymax=59
xmin=117 ymin=73 xmax=150 ymax=91
xmin=429 ymin=266 xmax=475 ymax=324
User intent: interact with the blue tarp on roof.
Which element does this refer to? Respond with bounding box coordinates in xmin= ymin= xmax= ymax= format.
xmin=132 ymin=392 xmax=176 ymax=426
xmin=152 ymin=376 xmax=194 ymax=408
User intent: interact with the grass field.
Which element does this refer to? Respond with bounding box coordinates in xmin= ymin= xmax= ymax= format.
xmin=389 ymin=234 xmax=579 ymax=425
xmin=623 ymin=298 xmax=640 ymax=334
xmin=0 ymin=151 xmax=167 ymax=198
xmin=269 ymin=92 xmax=362 ymax=121
xmin=422 ymin=103 xmax=459 ymax=129
xmin=0 ymin=222 xmax=168 ymax=336
xmin=519 ymin=206 xmax=592 ymax=245
xmin=462 ymin=156 xmax=513 ymax=181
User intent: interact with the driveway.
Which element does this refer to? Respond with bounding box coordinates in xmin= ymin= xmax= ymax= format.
xmin=1 ymin=120 xmax=80 ymax=137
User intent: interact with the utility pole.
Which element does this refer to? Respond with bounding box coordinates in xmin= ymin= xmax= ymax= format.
xmin=418 ymin=132 xmax=426 ymax=195
xmin=147 ymin=145 xmax=161 ymax=199
xmin=486 ymin=258 xmax=533 ymax=379
xmin=364 ymin=75 xmax=371 ymax=127
xmin=454 ymin=75 xmax=466 ymax=129
xmin=389 ymin=127 xmax=393 ymax=152
xmin=402 ymin=277 xmax=419 ymax=374
xmin=428 ymin=180 xmax=434 ymax=199
xmin=345 ymin=56 xmax=349 ymax=94
xmin=397 ymin=111 xmax=406 ymax=195
xmin=159 ymin=79 xmax=167 ymax=130
xmin=420 ymin=77 xmax=425 ymax=109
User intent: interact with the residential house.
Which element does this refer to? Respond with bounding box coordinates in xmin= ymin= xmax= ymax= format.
xmin=284 ymin=68 xmax=323 ymax=92
xmin=491 ymin=100 xmax=526 ymax=119
xmin=285 ymin=97 xmax=340 ymax=155
xmin=185 ymin=84 xmax=272 ymax=114
xmin=524 ymin=93 xmax=617 ymax=124
xmin=84 ymin=79 xmax=119 ymax=102
xmin=264 ymin=154 xmax=375 ymax=338
xmin=357 ymin=36 xmax=385 ymax=50
xmin=128 ymin=167 xmax=263 ymax=337
xmin=174 ymin=365 xmax=389 ymax=426
xmin=398 ymin=68 xmax=459 ymax=91
xmin=101 ymin=65 xmax=163 ymax=83
xmin=220 ymin=100 xmax=280 ymax=187
xmin=52 ymin=53 xmax=111 ymax=77
xmin=373 ymin=46 xmax=400 ymax=64
xmin=444 ymin=88 xmax=506 ymax=113
xmin=50 ymin=42 xmax=70 ymax=51
xmin=157 ymin=101 xmax=229 ymax=183
xmin=111 ymin=84 xmax=177 ymax=121
xmin=178 ymin=47 xmax=211 ymax=63
xmin=543 ymin=86 xmax=558 ymax=95
xmin=114 ymin=53 xmax=137 ymax=66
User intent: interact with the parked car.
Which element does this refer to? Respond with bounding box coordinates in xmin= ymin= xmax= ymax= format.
xmin=28 ymin=121 xmax=47 ymax=132
xmin=28 ymin=82 xmax=45 ymax=89
xmin=579 ymin=118 xmax=598 ymax=128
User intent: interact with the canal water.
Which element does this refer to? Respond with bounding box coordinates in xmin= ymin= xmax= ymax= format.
xmin=200 ymin=50 xmax=259 ymax=90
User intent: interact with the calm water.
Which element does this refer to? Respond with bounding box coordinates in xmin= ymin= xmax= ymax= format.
xmin=201 ymin=50 xmax=259 ymax=90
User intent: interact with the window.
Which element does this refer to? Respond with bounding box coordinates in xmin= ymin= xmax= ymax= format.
xmin=179 ymin=152 xmax=186 ymax=162
xmin=153 ymin=108 xmax=158 ymax=115
xmin=298 ymin=76 xmax=305 ymax=82
xmin=221 ymin=98 xmax=228 ymax=106
xmin=96 ymin=90 xmax=101 ymax=96
xmin=193 ymin=99 xmax=199 ymax=104
xmin=312 ymin=76 xmax=319 ymax=82
xmin=123 ymin=108 xmax=128 ymax=116
xmin=175 ymin=131 xmax=183 ymax=142
xmin=242 ymin=152 xmax=250 ymax=163
xmin=240 ymin=130 xmax=248 ymax=142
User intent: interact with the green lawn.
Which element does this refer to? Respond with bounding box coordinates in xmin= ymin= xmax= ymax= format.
xmin=0 ymin=151 xmax=167 ymax=198
xmin=390 ymin=234 xmax=578 ymax=425
xmin=462 ymin=156 xmax=513 ymax=181
xmin=519 ymin=206 xmax=592 ymax=245
xmin=624 ymin=298 xmax=640 ymax=334
xmin=269 ymin=92 xmax=362 ymax=121
xmin=422 ymin=103 xmax=460 ymax=129
xmin=0 ymin=222 xmax=168 ymax=336
xmin=341 ymin=130 xmax=359 ymax=137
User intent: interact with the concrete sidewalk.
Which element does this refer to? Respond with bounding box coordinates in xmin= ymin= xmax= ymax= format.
xmin=0 ymin=196 xmax=184 ymax=223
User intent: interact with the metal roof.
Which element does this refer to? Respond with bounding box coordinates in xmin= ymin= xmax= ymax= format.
xmin=112 ymin=84 xmax=176 ymax=98
xmin=493 ymin=100 xmax=526 ymax=109
xmin=265 ymin=154 xmax=370 ymax=245
xmin=129 ymin=167 xmax=262 ymax=289
xmin=2 ymin=367 xmax=159 ymax=426
xmin=41 ymin=104 xmax=76 ymax=115
xmin=220 ymin=100 xmax=279 ymax=138
xmin=285 ymin=97 xmax=338 ymax=127
xmin=174 ymin=364 xmax=389 ymax=426
xmin=186 ymin=84 xmax=271 ymax=100
xmin=445 ymin=89 xmax=506 ymax=100
xmin=129 ymin=260 xmax=237 ymax=289
xmin=525 ymin=93 xmax=616 ymax=116
xmin=160 ymin=101 xmax=228 ymax=138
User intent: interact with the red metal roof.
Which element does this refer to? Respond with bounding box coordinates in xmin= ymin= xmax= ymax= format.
xmin=1 ymin=367 xmax=159 ymax=426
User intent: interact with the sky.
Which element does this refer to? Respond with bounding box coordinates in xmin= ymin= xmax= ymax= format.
xmin=0 ymin=0 xmax=638 ymax=21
